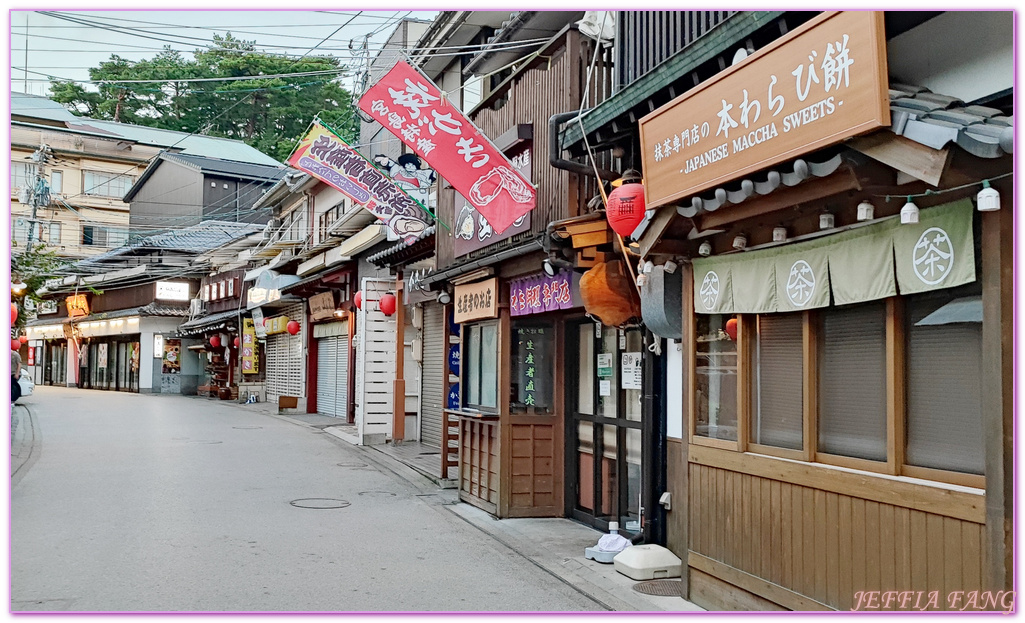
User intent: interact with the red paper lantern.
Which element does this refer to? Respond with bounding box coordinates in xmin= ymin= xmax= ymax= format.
xmin=233 ymin=337 xmax=240 ymax=348
xmin=354 ymin=290 xmax=363 ymax=310
xmin=263 ymin=318 xmax=269 ymax=326
xmin=606 ymin=183 xmax=647 ymax=237
xmin=18 ymin=335 xmax=28 ymax=344
xmin=11 ymin=303 xmax=17 ymax=324
xmin=724 ymin=318 xmax=739 ymax=341
xmin=379 ymin=293 xmax=397 ymax=316
xmin=11 ymin=339 xmax=21 ymax=351
xmin=286 ymin=320 xmax=300 ymax=335
xmin=209 ymin=335 xmax=221 ymax=349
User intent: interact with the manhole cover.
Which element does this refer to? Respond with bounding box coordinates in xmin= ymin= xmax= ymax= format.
xmin=632 ymin=579 xmax=682 ymax=597
xmin=336 ymin=462 xmax=368 ymax=468
xmin=289 ymin=498 xmax=351 ymax=509
xmin=233 ymin=426 xmax=262 ymax=430
xmin=357 ymin=491 xmax=396 ymax=497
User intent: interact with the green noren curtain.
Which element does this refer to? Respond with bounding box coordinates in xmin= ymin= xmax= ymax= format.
xmin=690 ymin=199 xmax=976 ymax=314
xmin=892 ymin=198 xmax=976 ymax=296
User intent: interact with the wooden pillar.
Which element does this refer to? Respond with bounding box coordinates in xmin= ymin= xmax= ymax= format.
xmin=981 ymin=186 xmax=1013 ymax=592
xmin=678 ymin=261 xmax=693 ymax=599
xmin=392 ymin=275 xmax=406 ymax=442
xmin=497 ymin=303 xmax=512 ymax=518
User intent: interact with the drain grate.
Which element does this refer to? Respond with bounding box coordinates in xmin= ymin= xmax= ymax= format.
xmin=357 ymin=491 xmax=396 ymax=497
xmin=233 ymin=426 xmax=262 ymax=430
xmin=632 ymin=579 xmax=682 ymax=597
xmin=289 ymin=498 xmax=351 ymax=509
xmin=336 ymin=462 xmax=368 ymax=468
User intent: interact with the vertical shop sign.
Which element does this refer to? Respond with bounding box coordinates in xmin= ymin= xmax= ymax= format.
xmin=162 ymin=339 xmax=181 ymax=374
xmin=242 ymin=318 xmax=259 ymax=375
xmin=359 ymin=61 xmax=536 ymax=234
xmin=97 ymin=343 xmax=108 ymax=369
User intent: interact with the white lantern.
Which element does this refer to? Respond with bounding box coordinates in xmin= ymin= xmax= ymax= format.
xmin=857 ymin=201 xmax=875 ymax=222
xmin=698 ymin=241 xmax=712 ymax=257
xmin=900 ymin=198 xmax=920 ymax=224
xmin=977 ymin=180 xmax=1000 ymax=211
xmin=772 ymin=227 xmax=787 ymax=242
xmin=819 ymin=213 xmax=835 ymax=230
xmin=732 ymin=234 xmax=747 ymax=251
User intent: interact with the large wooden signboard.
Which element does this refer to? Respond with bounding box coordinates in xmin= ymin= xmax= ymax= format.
xmin=639 ymin=11 xmax=889 ymax=209
xmin=453 ymin=278 xmax=499 ymax=324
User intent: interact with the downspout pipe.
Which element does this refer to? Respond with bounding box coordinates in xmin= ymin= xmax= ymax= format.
xmin=548 ymin=111 xmax=620 ymax=182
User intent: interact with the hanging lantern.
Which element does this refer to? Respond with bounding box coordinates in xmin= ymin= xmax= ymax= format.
xmin=379 ymin=293 xmax=397 ymax=316
xmin=18 ymin=335 xmax=28 ymax=344
xmin=286 ymin=320 xmax=301 ymax=335
xmin=354 ymin=291 xmax=363 ymax=310
xmin=262 ymin=318 xmax=269 ymax=326
xmin=579 ymin=259 xmax=642 ymax=327
xmin=11 ymin=303 xmax=17 ymax=324
xmin=233 ymin=337 xmax=240 ymax=348
xmin=724 ymin=318 xmax=739 ymax=341
xmin=209 ymin=335 xmax=221 ymax=349
xmin=606 ymin=183 xmax=647 ymax=237
xmin=11 ymin=339 xmax=22 ymax=351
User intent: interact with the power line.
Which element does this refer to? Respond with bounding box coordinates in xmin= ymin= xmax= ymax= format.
xmin=15 ymin=66 xmax=349 ymax=84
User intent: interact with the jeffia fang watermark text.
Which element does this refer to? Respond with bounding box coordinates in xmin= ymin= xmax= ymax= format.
xmin=852 ymin=590 xmax=1015 ymax=613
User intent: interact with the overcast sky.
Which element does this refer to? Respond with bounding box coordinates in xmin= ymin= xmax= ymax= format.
xmin=10 ymin=8 xmax=439 ymax=98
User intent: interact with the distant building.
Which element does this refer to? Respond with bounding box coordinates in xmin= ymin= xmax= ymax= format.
xmin=10 ymin=91 xmax=283 ymax=260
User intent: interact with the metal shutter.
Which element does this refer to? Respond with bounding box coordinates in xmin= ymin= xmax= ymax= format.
xmin=265 ymin=302 xmax=305 ymax=402
xmin=420 ymin=302 xmax=445 ymax=450
xmin=315 ymin=332 xmax=349 ymax=418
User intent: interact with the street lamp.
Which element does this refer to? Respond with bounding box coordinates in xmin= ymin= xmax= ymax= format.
xmin=11 ymin=280 xmax=26 ymax=295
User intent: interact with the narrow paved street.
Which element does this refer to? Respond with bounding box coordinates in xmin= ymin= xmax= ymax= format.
xmin=11 ymin=387 xmax=602 ymax=612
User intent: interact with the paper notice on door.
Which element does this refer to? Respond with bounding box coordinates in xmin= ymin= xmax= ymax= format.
xmin=599 ymin=380 xmax=612 ymax=397
xmin=622 ymin=352 xmax=642 ymax=389
xmin=597 ymin=353 xmax=613 ymax=378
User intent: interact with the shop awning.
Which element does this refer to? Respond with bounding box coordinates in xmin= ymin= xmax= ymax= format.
xmin=176 ymin=309 xmax=241 ymax=335
xmin=692 ymin=198 xmax=975 ymax=314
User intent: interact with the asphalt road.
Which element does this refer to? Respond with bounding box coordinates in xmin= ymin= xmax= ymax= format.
xmin=11 ymin=387 xmax=602 ymax=613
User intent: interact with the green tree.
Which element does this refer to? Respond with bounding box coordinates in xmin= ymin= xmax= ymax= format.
xmin=48 ymin=34 xmax=358 ymax=161
xmin=11 ymin=243 xmax=68 ymax=333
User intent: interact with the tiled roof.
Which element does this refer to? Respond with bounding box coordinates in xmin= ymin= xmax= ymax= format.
xmin=366 ymin=226 xmax=437 ymax=265
xmin=161 ymin=152 xmax=288 ymax=181
xmin=11 ymin=92 xmax=283 ymax=166
xmin=889 ymin=84 xmax=1012 ymax=158
xmin=177 ymin=309 xmax=240 ymax=333
xmin=75 ymin=221 xmax=264 ymax=269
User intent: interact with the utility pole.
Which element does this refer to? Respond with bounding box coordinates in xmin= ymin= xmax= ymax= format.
xmin=26 ymin=142 xmax=52 ymax=248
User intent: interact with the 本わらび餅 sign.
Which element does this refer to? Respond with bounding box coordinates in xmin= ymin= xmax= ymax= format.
xmin=639 ymin=11 xmax=889 ymax=210
xmin=358 ymin=61 xmax=536 ymax=234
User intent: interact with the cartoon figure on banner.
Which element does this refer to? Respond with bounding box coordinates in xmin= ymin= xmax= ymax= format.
xmin=454 ymin=203 xmax=526 ymax=243
xmin=374 ymin=153 xmax=437 ymax=207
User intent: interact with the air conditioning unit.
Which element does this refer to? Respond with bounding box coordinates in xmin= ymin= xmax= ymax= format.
xmin=189 ymin=298 xmax=203 ymax=316
xmin=17 ymin=188 xmax=31 ymax=204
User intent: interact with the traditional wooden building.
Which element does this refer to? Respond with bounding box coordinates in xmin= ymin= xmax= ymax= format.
xmin=563 ymin=9 xmax=1012 ymax=611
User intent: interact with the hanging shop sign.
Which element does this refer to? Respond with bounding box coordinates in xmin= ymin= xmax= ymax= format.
xmin=155 ymin=281 xmax=190 ymax=302
xmin=241 ymin=318 xmax=259 ymax=375
xmin=509 ymin=270 xmax=576 ymax=316
xmin=308 ymin=291 xmax=336 ymax=323
xmin=516 ymin=326 xmax=552 ymax=409
xmin=265 ymin=315 xmax=291 ymax=336
xmin=359 ymin=61 xmax=536 ymax=234
xmin=639 ymin=11 xmax=889 ymax=209
xmin=65 ymin=294 xmax=90 ymax=318
xmin=691 ymin=198 xmax=975 ymax=314
xmin=454 ymin=146 xmax=532 ymax=257
xmin=251 ymin=308 xmax=267 ymax=339
xmin=452 ymin=278 xmax=499 ymax=324
xmin=38 ymin=300 xmax=58 ymax=315
xmin=289 ymin=123 xmax=432 ymax=243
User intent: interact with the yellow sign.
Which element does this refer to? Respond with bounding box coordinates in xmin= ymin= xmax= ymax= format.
xmin=241 ymin=318 xmax=259 ymax=375
xmin=66 ymin=294 xmax=90 ymax=317
xmin=639 ymin=11 xmax=889 ymax=209
xmin=453 ymin=278 xmax=499 ymax=324
xmin=265 ymin=315 xmax=290 ymax=335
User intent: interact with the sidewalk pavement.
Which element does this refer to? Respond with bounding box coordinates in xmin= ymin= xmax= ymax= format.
xmin=224 ymin=400 xmax=704 ymax=612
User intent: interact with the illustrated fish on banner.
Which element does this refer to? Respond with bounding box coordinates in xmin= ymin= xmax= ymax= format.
xmin=358 ymin=60 xmax=536 ymax=234
xmin=288 ymin=123 xmax=432 ymax=243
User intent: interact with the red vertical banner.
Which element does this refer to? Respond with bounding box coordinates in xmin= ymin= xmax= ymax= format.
xmin=358 ymin=61 xmax=536 ymax=234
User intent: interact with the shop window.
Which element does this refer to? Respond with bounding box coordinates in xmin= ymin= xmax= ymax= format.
xmin=818 ymin=301 xmax=887 ymax=462
xmin=695 ymin=314 xmax=738 ymax=441
xmin=511 ymin=321 xmax=554 ymax=413
xmin=905 ymin=289 xmax=984 ymax=475
xmin=463 ymin=322 xmax=498 ymax=411
xmin=753 ymin=313 xmax=803 ymax=451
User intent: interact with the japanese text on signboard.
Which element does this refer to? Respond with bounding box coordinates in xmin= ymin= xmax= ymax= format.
xmin=288 ymin=123 xmax=431 ymax=243
xmin=452 ymin=278 xmax=499 ymax=324
xmin=510 ymin=270 xmax=575 ymax=316
xmin=242 ymin=318 xmax=259 ymax=375
xmin=358 ymin=61 xmax=536 ymax=234
xmin=639 ymin=11 xmax=888 ymax=208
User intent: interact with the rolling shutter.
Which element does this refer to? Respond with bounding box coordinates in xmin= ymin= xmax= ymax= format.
xmin=420 ymin=302 xmax=445 ymax=450
xmin=315 ymin=321 xmax=349 ymax=418
xmin=265 ymin=302 xmax=305 ymax=402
